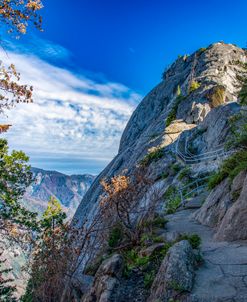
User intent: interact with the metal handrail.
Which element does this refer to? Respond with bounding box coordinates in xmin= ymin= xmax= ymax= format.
xmin=175 ymin=135 xmax=230 ymax=163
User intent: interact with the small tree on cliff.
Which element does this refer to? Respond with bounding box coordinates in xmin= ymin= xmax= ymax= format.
xmin=0 ymin=1 xmax=44 ymax=299
xmin=100 ymin=167 xmax=162 ymax=248
xmin=22 ymin=197 xmax=68 ymax=302
xmin=0 ymin=138 xmax=38 ymax=301
xmin=0 ymin=0 xmax=43 ymax=125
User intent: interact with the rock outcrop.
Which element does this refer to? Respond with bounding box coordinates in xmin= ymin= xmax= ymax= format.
xmin=194 ymin=170 xmax=247 ymax=241
xmin=82 ymin=254 xmax=124 ymax=302
xmin=147 ymin=240 xmax=196 ymax=302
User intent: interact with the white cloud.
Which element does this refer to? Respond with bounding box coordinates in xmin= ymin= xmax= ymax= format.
xmin=0 ymin=44 xmax=141 ymax=173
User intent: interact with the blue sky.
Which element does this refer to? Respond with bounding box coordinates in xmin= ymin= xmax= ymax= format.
xmin=1 ymin=0 xmax=247 ymax=175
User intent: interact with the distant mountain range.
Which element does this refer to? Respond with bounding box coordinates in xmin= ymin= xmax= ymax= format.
xmin=23 ymin=167 xmax=95 ymax=217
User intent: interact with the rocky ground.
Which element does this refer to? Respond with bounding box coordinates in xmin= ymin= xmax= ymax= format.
xmin=166 ymin=209 xmax=247 ymax=302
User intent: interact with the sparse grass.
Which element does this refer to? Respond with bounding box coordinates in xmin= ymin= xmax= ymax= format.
xmin=233 ymin=60 xmax=247 ymax=70
xmin=164 ymin=186 xmax=181 ymax=214
xmin=239 ymin=80 xmax=247 ymax=105
xmin=144 ymin=270 xmax=156 ymax=288
xmin=171 ymin=163 xmax=181 ymax=174
xmin=207 ymin=85 xmax=226 ymax=107
xmin=140 ymin=147 xmax=164 ymax=166
xmin=165 ymin=196 xmax=181 ymax=214
xmin=178 ymin=234 xmax=201 ymax=249
xmin=198 ymin=47 xmax=206 ymax=55
xmin=166 ymin=95 xmax=185 ymax=127
xmin=232 ymin=190 xmax=241 ymax=202
xmin=108 ymin=225 xmax=123 ymax=248
xmin=208 ymin=150 xmax=247 ymax=189
xmin=160 ymin=171 xmax=169 ymax=179
xmin=178 ymin=167 xmax=191 ymax=181
xmin=123 ymin=249 xmax=150 ymax=276
xmin=168 ymin=280 xmax=186 ymax=293
xmin=143 ymin=215 xmax=168 ymax=229
xmin=189 ymin=80 xmax=201 ymax=93
xmin=152 ymin=216 xmax=168 ymax=228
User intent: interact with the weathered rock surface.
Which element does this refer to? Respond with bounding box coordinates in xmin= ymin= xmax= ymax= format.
xmin=215 ymin=171 xmax=247 ymax=241
xmin=72 ymin=43 xmax=247 ymax=301
xmin=73 ymin=43 xmax=247 ymax=230
xmin=166 ymin=209 xmax=247 ymax=302
xmin=147 ymin=240 xmax=195 ymax=302
xmin=82 ymin=254 xmax=124 ymax=302
xmin=194 ymin=170 xmax=247 ymax=241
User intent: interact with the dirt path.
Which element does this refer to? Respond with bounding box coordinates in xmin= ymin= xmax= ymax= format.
xmin=166 ymin=209 xmax=247 ymax=302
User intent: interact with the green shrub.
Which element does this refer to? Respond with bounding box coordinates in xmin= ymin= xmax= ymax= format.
xmin=189 ymin=80 xmax=201 ymax=93
xmin=152 ymin=216 xmax=168 ymax=228
xmin=165 ymin=195 xmax=181 ymax=214
xmin=168 ymin=280 xmax=186 ymax=292
xmin=160 ymin=171 xmax=169 ymax=179
xmin=239 ymin=80 xmax=247 ymax=105
xmin=176 ymin=85 xmax=181 ymax=97
xmin=198 ymin=47 xmax=206 ymax=55
xmin=232 ymin=190 xmax=241 ymax=202
xmin=178 ymin=167 xmax=191 ymax=180
xmin=123 ymin=249 xmax=150 ymax=276
xmin=208 ymin=150 xmax=247 ymax=189
xmin=152 ymin=236 xmax=165 ymax=243
xmin=163 ymin=186 xmax=176 ymax=200
xmin=140 ymin=147 xmax=164 ymax=166
xmin=108 ymin=226 xmax=123 ymax=248
xmin=171 ymin=163 xmax=181 ymax=173
xmin=166 ymin=95 xmax=185 ymax=127
xmin=144 ymin=271 xmax=156 ymax=288
xmin=164 ymin=186 xmax=181 ymax=214
xmin=179 ymin=234 xmax=201 ymax=249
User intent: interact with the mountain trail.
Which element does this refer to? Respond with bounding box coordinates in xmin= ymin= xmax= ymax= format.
xmin=166 ymin=208 xmax=247 ymax=301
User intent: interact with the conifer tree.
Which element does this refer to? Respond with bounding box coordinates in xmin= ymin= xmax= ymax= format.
xmin=22 ymin=197 xmax=68 ymax=302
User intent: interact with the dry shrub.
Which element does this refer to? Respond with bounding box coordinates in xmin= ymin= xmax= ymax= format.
xmin=207 ymin=85 xmax=226 ymax=107
xmin=100 ymin=167 xmax=163 ymax=249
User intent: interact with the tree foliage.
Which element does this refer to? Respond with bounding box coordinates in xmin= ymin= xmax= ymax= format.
xmin=0 ymin=0 xmax=43 ymax=36
xmin=0 ymin=250 xmax=17 ymax=302
xmin=0 ymin=62 xmax=33 ymax=114
xmin=22 ymin=197 xmax=68 ymax=302
xmin=0 ymin=0 xmax=43 ymax=115
xmin=0 ymin=139 xmax=38 ymax=301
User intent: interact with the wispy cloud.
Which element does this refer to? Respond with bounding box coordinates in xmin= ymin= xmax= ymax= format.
xmin=0 ymin=40 xmax=141 ymax=174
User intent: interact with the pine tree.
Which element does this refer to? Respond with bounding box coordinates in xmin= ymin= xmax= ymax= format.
xmin=22 ymin=198 xmax=68 ymax=302
xmin=0 ymin=252 xmax=17 ymax=302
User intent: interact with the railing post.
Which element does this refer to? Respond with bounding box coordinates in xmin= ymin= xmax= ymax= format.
xmin=179 ymin=189 xmax=184 ymax=207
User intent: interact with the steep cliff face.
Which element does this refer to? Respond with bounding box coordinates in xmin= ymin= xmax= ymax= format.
xmin=73 ymin=42 xmax=246 ymax=225
xmin=23 ymin=168 xmax=95 ymax=217
xmin=72 ymin=43 xmax=247 ymax=302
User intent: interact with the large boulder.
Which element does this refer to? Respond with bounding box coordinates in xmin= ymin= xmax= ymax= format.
xmin=82 ymin=254 xmax=124 ymax=302
xmin=147 ymin=240 xmax=196 ymax=302
xmin=215 ymin=170 xmax=247 ymax=241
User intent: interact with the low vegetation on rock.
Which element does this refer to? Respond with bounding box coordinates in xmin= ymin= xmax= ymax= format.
xmin=189 ymin=80 xmax=201 ymax=94
xmin=207 ymin=85 xmax=226 ymax=107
